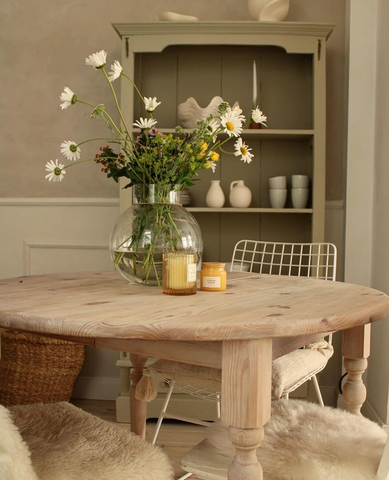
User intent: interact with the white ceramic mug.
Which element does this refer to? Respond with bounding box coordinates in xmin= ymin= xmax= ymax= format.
xmin=291 ymin=175 xmax=309 ymax=188
xmin=291 ymin=188 xmax=309 ymax=208
xmin=269 ymin=188 xmax=287 ymax=208
xmin=269 ymin=176 xmax=287 ymax=189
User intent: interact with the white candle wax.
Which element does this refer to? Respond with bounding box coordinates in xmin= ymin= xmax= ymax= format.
xmin=253 ymin=60 xmax=257 ymax=108
xmin=164 ymin=253 xmax=196 ymax=290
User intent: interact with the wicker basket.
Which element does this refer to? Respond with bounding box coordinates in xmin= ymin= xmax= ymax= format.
xmin=0 ymin=330 xmax=86 ymax=406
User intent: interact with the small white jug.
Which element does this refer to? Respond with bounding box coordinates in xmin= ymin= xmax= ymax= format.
xmin=229 ymin=180 xmax=252 ymax=208
xmin=206 ymin=180 xmax=225 ymax=208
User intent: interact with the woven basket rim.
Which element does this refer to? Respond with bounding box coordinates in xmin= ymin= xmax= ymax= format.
xmin=1 ymin=329 xmax=84 ymax=346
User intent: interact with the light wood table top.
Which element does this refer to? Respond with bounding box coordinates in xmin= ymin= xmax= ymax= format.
xmin=0 ymin=271 xmax=388 ymax=342
xmin=1 ymin=271 xmax=388 ymax=480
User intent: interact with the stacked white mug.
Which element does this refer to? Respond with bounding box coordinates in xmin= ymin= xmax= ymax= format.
xmin=291 ymin=175 xmax=309 ymax=208
xmin=269 ymin=176 xmax=287 ymax=208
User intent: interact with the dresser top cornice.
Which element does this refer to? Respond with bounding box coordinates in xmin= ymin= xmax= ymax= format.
xmin=113 ymin=21 xmax=334 ymax=41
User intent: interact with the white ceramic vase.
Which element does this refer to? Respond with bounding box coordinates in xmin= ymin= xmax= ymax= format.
xmin=206 ymin=180 xmax=225 ymax=208
xmin=229 ymin=180 xmax=252 ymax=208
xmin=248 ymin=0 xmax=290 ymax=21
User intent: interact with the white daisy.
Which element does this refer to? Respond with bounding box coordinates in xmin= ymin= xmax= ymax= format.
xmin=234 ymin=138 xmax=254 ymax=164
xmin=227 ymin=104 xmax=244 ymax=116
xmin=85 ymin=50 xmax=107 ymax=69
xmin=108 ymin=60 xmax=122 ymax=82
xmin=133 ymin=117 xmax=158 ymax=129
xmin=220 ymin=111 xmax=244 ymax=137
xmin=252 ymin=107 xmax=267 ymax=125
xmin=60 ymin=141 xmax=81 ymax=161
xmin=60 ymin=87 xmax=76 ymax=110
xmin=208 ymin=161 xmax=217 ymax=173
xmin=45 ymin=159 xmax=66 ymax=182
xmin=144 ymin=97 xmax=161 ymax=112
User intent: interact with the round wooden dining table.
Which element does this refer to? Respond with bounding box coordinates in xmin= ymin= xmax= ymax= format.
xmin=1 ymin=270 xmax=389 ymax=480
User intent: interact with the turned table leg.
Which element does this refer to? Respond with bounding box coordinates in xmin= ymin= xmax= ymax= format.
xmin=221 ymin=339 xmax=272 ymax=480
xmin=129 ymin=353 xmax=148 ymax=439
xmin=342 ymin=324 xmax=371 ymax=415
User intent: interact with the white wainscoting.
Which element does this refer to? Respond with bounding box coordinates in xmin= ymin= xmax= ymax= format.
xmin=0 ymin=197 xmax=121 ymax=399
xmin=0 ymin=198 xmax=345 ymax=403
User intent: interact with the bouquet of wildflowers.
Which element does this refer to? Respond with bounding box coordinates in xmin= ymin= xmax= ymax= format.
xmin=45 ymin=50 xmax=267 ymax=284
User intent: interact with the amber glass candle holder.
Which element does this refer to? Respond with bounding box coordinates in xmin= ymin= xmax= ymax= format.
xmin=200 ymin=262 xmax=227 ymax=291
xmin=162 ymin=253 xmax=197 ymax=295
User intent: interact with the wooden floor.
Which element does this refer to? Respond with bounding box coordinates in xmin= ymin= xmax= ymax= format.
xmin=72 ymin=399 xmax=206 ymax=479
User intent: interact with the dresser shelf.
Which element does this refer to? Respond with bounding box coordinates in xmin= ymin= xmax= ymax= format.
xmin=131 ymin=128 xmax=315 ymax=141
xmin=186 ymin=207 xmax=313 ymax=214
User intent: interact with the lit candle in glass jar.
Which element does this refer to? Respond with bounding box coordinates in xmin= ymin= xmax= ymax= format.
xmin=162 ymin=253 xmax=197 ymax=295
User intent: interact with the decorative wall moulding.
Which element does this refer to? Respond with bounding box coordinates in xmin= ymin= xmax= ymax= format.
xmin=0 ymin=198 xmax=119 ymax=207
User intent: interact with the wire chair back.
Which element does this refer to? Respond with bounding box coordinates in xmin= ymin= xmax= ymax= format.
xmin=231 ymin=240 xmax=337 ymax=281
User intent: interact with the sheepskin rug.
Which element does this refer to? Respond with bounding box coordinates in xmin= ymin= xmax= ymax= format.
xmin=8 ymin=402 xmax=173 ymax=480
xmin=205 ymin=399 xmax=387 ymax=480
xmin=0 ymin=404 xmax=39 ymax=480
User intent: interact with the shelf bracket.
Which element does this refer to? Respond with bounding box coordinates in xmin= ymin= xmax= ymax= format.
xmin=125 ymin=38 xmax=130 ymax=58
xmin=317 ymin=40 xmax=322 ymax=61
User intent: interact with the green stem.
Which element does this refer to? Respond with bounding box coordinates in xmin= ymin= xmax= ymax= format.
xmin=77 ymin=99 xmax=134 ymax=151
xmin=62 ymin=158 xmax=95 ymax=170
xmin=122 ymin=72 xmax=145 ymax=105
xmin=76 ymin=138 xmax=121 ymax=147
xmin=219 ymin=146 xmax=235 ymax=155
xmin=102 ymin=67 xmax=132 ymax=138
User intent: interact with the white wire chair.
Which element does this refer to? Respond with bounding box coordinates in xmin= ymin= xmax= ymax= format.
xmin=149 ymin=240 xmax=337 ymax=452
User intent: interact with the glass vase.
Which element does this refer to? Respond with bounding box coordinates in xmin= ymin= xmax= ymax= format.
xmin=110 ymin=184 xmax=203 ymax=286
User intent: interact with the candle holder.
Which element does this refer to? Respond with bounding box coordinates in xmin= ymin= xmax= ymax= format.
xmin=162 ymin=253 xmax=197 ymax=295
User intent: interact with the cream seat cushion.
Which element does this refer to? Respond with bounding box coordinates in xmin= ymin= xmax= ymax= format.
xmin=149 ymin=341 xmax=334 ymax=399
xmin=5 ymin=402 xmax=173 ymax=480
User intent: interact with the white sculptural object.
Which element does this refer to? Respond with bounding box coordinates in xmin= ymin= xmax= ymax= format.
xmin=248 ymin=0 xmax=290 ymax=21
xmin=154 ymin=12 xmax=199 ymax=22
xmin=178 ymin=97 xmax=239 ymax=129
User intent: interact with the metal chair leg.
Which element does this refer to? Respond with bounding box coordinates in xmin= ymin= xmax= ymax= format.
xmin=216 ymin=394 xmax=221 ymax=419
xmin=312 ymin=374 xmax=325 ymax=407
xmin=177 ymin=473 xmax=193 ymax=479
xmin=152 ymin=382 xmax=175 ymax=444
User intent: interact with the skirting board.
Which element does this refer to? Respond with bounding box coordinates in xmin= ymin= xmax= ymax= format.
xmin=116 ymin=393 xmax=219 ymax=424
xmin=337 ymin=394 xmax=389 ymax=433
xmin=116 ymin=385 xmax=337 ymax=424
xmin=362 ymin=398 xmax=389 ymax=433
xmin=72 ymin=376 xmax=121 ymax=401
xmin=314 ymin=385 xmax=337 ymax=407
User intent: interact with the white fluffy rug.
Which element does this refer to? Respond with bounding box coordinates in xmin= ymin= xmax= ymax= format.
xmin=0 ymin=404 xmax=39 ymax=480
xmin=8 ymin=402 xmax=173 ymax=480
xmin=206 ymin=399 xmax=387 ymax=480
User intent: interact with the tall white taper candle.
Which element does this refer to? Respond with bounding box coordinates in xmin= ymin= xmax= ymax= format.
xmin=253 ymin=60 xmax=257 ymax=108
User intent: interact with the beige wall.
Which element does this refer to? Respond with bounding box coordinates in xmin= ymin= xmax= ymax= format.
xmin=1 ymin=0 xmax=348 ymax=402
xmin=368 ymin=0 xmax=389 ymax=425
xmin=2 ymin=0 xmax=347 ymax=201
xmin=346 ymin=0 xmax=389 ymax=426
